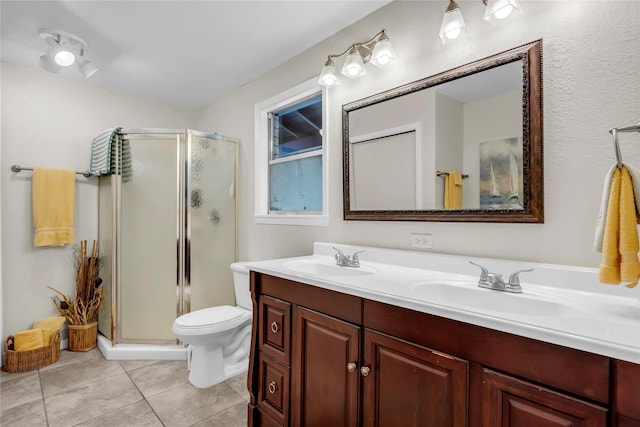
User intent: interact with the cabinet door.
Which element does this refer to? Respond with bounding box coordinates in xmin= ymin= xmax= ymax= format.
xmin=291 ymin=307 xmax=360 ymax=427
xmin=362 ymin=329 xmax=468 ymax=427
xmin=481 ymin=369 xmax=607 ymax=427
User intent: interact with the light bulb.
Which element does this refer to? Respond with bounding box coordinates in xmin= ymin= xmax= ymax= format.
xmin=494 ymin=4 xmax=513 ymax=19
xmin=322 ymin=75 xmax=338 ymax=86
xmin=445 ymin=28 xmax=462 ymax=40
xmin=54 ymin=50 xmax=75 ymax=66
xmin=484 ymin=0 xmax=522 ymax=24
xmin=346 ymin=66 xmax=360 ymax=77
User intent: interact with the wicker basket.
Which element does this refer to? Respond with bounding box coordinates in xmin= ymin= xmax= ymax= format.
xmin=3 ymin=330 xmax=61 ymax=373
xmin=67 ymin=322 xmax=98 ymax=352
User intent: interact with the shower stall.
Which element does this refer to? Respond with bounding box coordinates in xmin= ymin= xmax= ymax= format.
xmin=97 ymin=128 xmax=238 ymax=355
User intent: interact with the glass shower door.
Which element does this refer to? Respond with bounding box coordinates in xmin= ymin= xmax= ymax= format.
xmin=119 ymin=136 xmax=180 ymax=342
xmin=188 ymin=133 xmax=237 ymax=312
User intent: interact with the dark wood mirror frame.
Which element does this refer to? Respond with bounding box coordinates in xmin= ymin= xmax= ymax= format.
xmin=342 ymin=40 xmax=543 ymax=223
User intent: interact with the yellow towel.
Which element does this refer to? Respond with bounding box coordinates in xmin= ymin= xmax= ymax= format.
xmin=14 ymin=328 xmax=45 ymax=351
xmin=599 ymin=168 xmax=621 ymax=284
xmin=619 ymin=167 xmax=640 ymax=288
xmin=444 ymin=171 xmax=463 ymax=209
xmin=40 ymin=328 xmax=53 ymax=345
xmin=599 ymin=167 xmax=640 ymax=288
xmin=32 ymin=168 xmax=75 ymax=247
xmin=33 ymin=315 xmax=66 ymax=332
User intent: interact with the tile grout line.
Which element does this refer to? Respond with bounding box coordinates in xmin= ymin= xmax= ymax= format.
xmin=120 ymin=361 xmax=167 ymax=426
xmin=36 ymin=369 xmax=51 ymax=427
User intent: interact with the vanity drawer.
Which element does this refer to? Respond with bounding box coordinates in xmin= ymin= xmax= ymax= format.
xmin=258 ymin=353 xmax=290 ymax=425
xmin=259 ymin=295 xmax=291 ymax=364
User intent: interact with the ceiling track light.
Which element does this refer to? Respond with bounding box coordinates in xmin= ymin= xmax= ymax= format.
xmin=439 ymin=0 xmax=522 ymax=44
xmin=38 ymin=28 xmax=98 ymax=78
xmin=318 ymin=29 xmax=397 ymax=88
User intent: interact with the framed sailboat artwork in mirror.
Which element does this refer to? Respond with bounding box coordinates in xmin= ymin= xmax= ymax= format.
xmin=479 ymin=137 xmax=523 ymax=209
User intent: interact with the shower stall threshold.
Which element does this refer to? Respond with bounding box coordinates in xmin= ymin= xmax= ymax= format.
xmin=97 ymin=334 xmax=188 ymax=361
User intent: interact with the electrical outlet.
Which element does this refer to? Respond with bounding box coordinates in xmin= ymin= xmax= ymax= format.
xmin=411 ymin=233 xmax=433 ymax=249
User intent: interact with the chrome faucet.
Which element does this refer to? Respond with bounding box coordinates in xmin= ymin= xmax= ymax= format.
xmin=469 ymin=261 xmax=533 ymax=293
xmin=333 ymin=247 xmax=364 ymax=267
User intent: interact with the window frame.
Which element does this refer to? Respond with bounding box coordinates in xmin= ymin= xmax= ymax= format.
xmin=254 ymin=77 xmax=329 ymax=226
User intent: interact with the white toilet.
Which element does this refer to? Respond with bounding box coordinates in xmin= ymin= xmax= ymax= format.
xmin=172 ymin=262 xmax=252 ymax=388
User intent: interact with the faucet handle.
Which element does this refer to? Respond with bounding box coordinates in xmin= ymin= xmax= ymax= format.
xmin=333 ymin=247 xmax=345 ymax=259
xmin=351 ymin=250 xmax=365 ymax=263
xmin=506 ymin=268 xmax=533 ymax=292
xmin=469 ymin=261 xmax=490 ymax=284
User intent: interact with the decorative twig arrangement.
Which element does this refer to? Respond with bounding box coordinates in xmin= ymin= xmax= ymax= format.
xmin=48 ymin=240 xmax=104 ymax=325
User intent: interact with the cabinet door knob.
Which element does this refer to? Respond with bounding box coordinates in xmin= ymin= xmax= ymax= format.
xmin=268 ymin=380 xmax=278 ymax=394
xmin=270 ymin=321 xmax=280 ymax=333
xmin=347 ymin=362 xmax=357 ymax=373
xmin=360 ymin=366 xmax=371 ymax=377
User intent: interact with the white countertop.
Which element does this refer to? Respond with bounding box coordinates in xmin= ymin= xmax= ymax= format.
xmin=248 ymin=242 xmax=640 ymax=364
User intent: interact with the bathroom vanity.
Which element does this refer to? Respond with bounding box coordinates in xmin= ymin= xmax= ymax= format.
xmin=246 ymin=243 xmax=640 ymax=427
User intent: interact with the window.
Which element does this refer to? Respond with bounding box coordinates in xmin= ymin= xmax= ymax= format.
xmin=255 ymin=78 xmax=328 ymax=226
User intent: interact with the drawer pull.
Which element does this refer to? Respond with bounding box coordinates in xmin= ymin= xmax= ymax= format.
xmin=361 ymin=366 xmax=371 ymax=377
xmin=270 ymin=321 xmax=280 ymax=333
xmin=268 ymin=380 xmax=278 ymax=394
xmin=347 ymin=362 xmax=357 ymax=373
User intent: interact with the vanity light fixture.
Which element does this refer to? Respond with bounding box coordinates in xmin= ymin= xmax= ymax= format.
xmin=439 ymin=0 xmax=522 ymax=43
xmin=38 ymin=28 xmax=98 ymax=78
xmin=484 ymin=0 xmax=522 ymax=23
xmin=318 ymin=29 xmax=397 ymax=88
xmin=439 ymin=0 xmax=466 ymax=43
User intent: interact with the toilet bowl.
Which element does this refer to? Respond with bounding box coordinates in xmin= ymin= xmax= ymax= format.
xmin=172 ymin=262 xmax=252 ymax=388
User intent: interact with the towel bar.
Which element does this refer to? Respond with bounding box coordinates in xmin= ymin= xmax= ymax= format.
xmin=609 ymin=122 xmax=640 ymax=168
xmin=11 ymin=165 xmax=92 ymax=178
xmin=437 ymin=171 xmax=469 ymax=179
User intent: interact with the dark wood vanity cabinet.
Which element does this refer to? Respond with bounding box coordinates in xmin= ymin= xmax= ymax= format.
xmin=248 ymin=272 xmax=638 ymax=427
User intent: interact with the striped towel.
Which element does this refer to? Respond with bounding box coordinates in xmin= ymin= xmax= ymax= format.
xmin=89 ymin=127 xmax=132 ymax=183
xmin=90 ymin=127 xmax=120 ymax=176
xmin=111 ymin=134 xmax=133 ymax=183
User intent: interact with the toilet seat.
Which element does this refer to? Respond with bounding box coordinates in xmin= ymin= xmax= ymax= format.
xmin=173 ymin=305 xmax=251 ymax=336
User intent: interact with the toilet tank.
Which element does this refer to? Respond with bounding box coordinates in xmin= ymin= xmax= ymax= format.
xmin=230 ymin=262 xmax=252 ymax=310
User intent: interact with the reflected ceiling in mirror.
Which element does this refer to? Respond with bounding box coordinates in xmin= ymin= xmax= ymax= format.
xmin=343 ymin=40 xmax=543 ymax=222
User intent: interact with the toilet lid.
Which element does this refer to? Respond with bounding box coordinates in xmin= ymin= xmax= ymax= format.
xmin=175 ymin=305 xmax=247 ymax=328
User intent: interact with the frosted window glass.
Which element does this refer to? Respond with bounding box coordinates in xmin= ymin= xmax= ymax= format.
xmin=269 ymin=155 xmax=322 ymax=212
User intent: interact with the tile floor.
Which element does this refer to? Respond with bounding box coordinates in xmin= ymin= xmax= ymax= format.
xmin=0 ymin=348 xmax=249 ymax=427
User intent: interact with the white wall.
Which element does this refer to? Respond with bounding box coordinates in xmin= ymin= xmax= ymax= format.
xmin=196 ymin=0 xmax=640 ymax=269
xmin=435 ymin=92 xmax=464 ymax=209
xmin=0 ymin=63 xmax=197 ymax=344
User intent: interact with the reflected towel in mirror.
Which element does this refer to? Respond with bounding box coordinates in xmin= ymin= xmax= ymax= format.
xmin=444 ymin=171 xmax=463 ymax=209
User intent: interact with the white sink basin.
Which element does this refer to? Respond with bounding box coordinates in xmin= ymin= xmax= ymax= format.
xmin=409 ymin=281 xmax=572 ymax=317
xmin=283 ymin=258 xmax=378 ymax=277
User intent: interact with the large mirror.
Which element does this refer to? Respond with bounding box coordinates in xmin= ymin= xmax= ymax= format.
xmin=343 ymin=40 xmax=543 ymax=222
